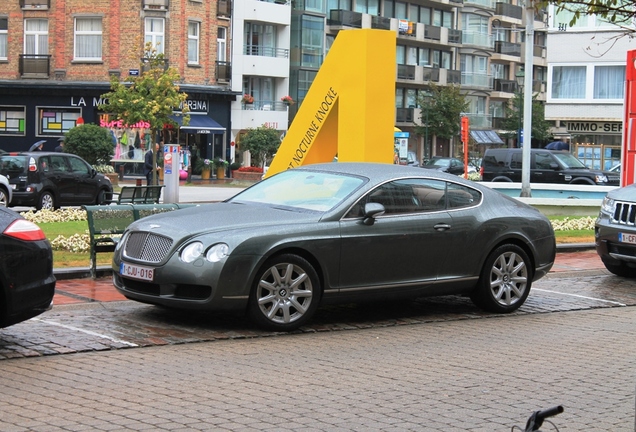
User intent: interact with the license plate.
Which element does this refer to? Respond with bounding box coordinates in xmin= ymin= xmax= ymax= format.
xmin=120 ymin=262 xmax=154 ymax=281
xmin=618 ymin=232 xmax=636 ymax=245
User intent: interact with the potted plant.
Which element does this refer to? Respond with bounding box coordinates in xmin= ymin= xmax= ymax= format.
xmin=241 ymin=94 xmax=254 ymax=105
xmin=200 ymin=158 xmax=211 ymax=180
xmin=213 ymin=158 xmax=228 ymax=179
xmin=281 ymin=95 xmax=294 ymax=106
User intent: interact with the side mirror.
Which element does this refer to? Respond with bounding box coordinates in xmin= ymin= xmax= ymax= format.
xmin=549 ymin=163 xmax=560 ymax=170
xmin=362 ymin=202 xmax=385 ymax=226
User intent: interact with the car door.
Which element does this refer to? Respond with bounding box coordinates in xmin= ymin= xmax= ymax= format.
xmin=338 ymin=178 xmax=454 ymax=296
xmin=67 ymin=155 xmax=97 ymax=204
xmin=532 ymin=151 xmax=562 ymax=183
xmin=47 ymin=155 xmax=77 ymax=204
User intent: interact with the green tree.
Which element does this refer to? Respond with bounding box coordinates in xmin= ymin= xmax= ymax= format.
xmin=240 ymin=126 xmax=281 ymax=168
xmin=99 ymin=43 xmax=189 ymax=185
xmin=415 ymin=84 xmax=469 ymax=142
xmin=64 ymin=124 xmax=114 ymax=166
xmin=500 ymin=92 xmax=553 ymax=145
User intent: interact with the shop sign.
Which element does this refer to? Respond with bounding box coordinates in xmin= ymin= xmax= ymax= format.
xmin=566 ymin=121 xmax=622 ymax=134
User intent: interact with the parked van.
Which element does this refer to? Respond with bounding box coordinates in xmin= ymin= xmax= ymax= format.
xmin=480 ymin=148 xmax=620 ymax=186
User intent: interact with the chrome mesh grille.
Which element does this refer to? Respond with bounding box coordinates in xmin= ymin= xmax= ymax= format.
xmin=123 ymin=232 xmax=173 ymax=263
xmin=612 ymin=201 xmax=636 ymax=226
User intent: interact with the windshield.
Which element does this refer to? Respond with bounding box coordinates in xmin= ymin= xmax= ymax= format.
xmin=229 ymin=169 xmax=366 ymax=212
xmin=425 ymin=158 xmax=450 ymax=168
xmin=552 ymin=152 xmax=588 ymax=169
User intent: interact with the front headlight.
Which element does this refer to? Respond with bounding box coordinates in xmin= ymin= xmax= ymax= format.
xmin=181 ymin=241 xmax=204 ymax=263
xmin=595 ymin=174 xmax=608 ymax=183
xmin=206 ymin=243 xmax=229 ymax=262
xmin=600 ymin=196 xmax=615 ymax=217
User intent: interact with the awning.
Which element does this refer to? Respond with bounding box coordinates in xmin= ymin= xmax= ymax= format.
xmin=170 ymin=114 xmax=225 ymax=132
xmin=470 ymin=130 xmax=504 ymax=145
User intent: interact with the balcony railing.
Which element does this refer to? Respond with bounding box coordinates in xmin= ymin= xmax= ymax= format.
xmin=216 ymin=61 xmax=231 ymax=82
xmin=463 ymin=0 xmax=495 ymax=9
xmin=217 ymin=0 xmax=231 ymax=16
xmin=242 ymin=100 xmax=289 ymax=111
xmin=493 ymin=79 xmax=517 ymax=93
xmin=447 ymin=70 xmax=461 ymax=84
xmin=423 ymin=67 xmax=440 ymax=82
xmin=448 ymin=29 xmax=462 ymax=44
xmin=424 ymin=25 xmax=441 ymax=41
xmin=495 ymin=2 xmax=523 ymax=20
xmin=462 ymin=32 xmax=494 ymax=49
xmin=461 ymin=72 xmax=493 ymax=89
xmin=398 ymin=21 xmax=417 ymax=37
xmin=328 ymin=10 xmax=363 ymax=28
xmin=243 ymin=45 xmax=289 ymax=58
xmin=19 ymin=54 xmax=50 ymax=77
xmin=143 ymin=0 xmax=169 ymax=11
xmin=397 ymin=64 xmax=416 ymax=80
xmin=494 ymin=41 xmax=521 ymax=57
xmin=20 ymin=0 xmax=50 ymax=9
xmin=371 ymin=15 xmax=391 ymax=30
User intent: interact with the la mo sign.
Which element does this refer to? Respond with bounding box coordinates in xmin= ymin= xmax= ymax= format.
xmin=265 ymin=29 xmax=397 ymax=178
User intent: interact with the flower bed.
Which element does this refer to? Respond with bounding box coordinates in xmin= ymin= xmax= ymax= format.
xmin=232 ymin=171 xmax=263 ymax=182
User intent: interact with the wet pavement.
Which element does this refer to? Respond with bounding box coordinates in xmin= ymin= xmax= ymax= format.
xmin=2 ymin=248 xmax=634 ymax=361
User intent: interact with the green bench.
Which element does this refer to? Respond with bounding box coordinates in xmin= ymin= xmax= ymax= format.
xmin=105 ymin=185 xmax=165 ymax=204
xmin=83 ymin=203 xmax=197 ymax=278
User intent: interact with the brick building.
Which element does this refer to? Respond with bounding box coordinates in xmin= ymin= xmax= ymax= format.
xmin=0 ymin=0 xmax=236 ymax=174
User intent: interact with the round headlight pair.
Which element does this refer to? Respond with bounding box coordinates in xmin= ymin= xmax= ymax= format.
xmin=181 ymin=242 xmax=229 ymax=263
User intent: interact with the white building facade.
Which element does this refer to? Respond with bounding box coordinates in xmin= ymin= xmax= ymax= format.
xmin=545 ymin=8 xmax=633 ymax=170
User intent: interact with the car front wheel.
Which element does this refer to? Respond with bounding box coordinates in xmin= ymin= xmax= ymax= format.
xmin=0 ymin=187 xmax=8 ymax=206
xmin=248 ymin=254 xmax=321 ymax=331
xmin=471 ymin=244 xmax=532 ymax=313
xmin=37 ymin=191 xmax=56 ymax=211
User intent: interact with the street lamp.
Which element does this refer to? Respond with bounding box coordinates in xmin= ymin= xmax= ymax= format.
xmin=515 ymin=69 xmax=524 ymax=148
xmin=422 ymin=91 xmax=433 ymax=161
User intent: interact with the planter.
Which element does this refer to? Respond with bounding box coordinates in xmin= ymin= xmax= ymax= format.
xmin=232 ymin=171 xmax=263 ymax=182
xmin=201 ymin=169 xmax=211 ymax=180
xmin=216 ymin=167 xmax=225 ymax=179
xmin=104 ymin=173 xmax=118 ymax=186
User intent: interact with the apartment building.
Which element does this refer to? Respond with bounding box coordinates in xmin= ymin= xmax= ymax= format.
xmin=287 ymin=0 xmax=547 ymax=162
xmin=0 ymin=0 xmax=235 ymax=174
xmin=230 ymin=0 xmax=291 ymax=166
xmin=545 ymin=7 xmax=630 ymax=171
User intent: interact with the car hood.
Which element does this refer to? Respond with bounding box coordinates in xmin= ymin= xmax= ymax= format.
xmin=608 ymin=183 xmax=636 ymax=201
xmin=128 ymin=202 xmax=324 ymax=238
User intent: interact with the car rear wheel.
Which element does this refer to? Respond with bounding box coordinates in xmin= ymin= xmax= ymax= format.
xmin=471 ymin=244 xmax=532 ymax=313
xmin=602 ymin=260 xmax=636 ymax=278
xmin=0 ymin=187 xmax=8 ymax=206
xmin=248 ymin=254 xmax=321 ymax=331
xmin=37 ymin=191 xmax=56 ymax=211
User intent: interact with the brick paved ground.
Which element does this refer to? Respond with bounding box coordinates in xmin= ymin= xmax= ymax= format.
xmin=0 ymin=306 xmax=634 ymax=431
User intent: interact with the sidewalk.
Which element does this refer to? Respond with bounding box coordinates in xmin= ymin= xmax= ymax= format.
xmin=52 ymin=247 xmax=605 ymax=307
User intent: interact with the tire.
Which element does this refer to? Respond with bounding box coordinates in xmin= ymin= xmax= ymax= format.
xmin=470 ymin=244 xmax=532 ymax=313
xmin=96 ymin=189 xmax=108 ymax=205
xmin=248 ymin=254 xmax=321 ymax=331
xmin=602 ymin=260 xmax=636 ymax=278
xmin=0 ymin=187 xmax=8 ymax=206
xmin=37 ymin=191 xmax=56 ymax=211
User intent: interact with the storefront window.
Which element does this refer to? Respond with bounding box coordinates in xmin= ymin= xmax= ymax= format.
xmin=37 ymin=107 xmax=81 ymax=136
xmin=99 ymin=113 xmax=154 ymax=162
xmin=0 ymin=106 xmax=26 ymax=135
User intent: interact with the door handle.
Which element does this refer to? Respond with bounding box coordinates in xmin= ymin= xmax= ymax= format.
xmin=434 ymin=223 xmax=451 ymax=231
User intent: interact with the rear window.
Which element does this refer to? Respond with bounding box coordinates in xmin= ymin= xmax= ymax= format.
xmin=0 ymin=155 xmax=28 ymax=177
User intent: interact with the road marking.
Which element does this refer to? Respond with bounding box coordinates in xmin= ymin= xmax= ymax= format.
xmin=534 ymin=289 xmax=627 ymax=306
xmin=32 ymin=319 xmax=139 ymax=347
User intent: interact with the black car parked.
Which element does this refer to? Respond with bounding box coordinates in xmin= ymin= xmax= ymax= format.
xmin=481 ymin=148 xmax=620 ymax=186
xmin=0 ymin=206 xmax=55 ymax=327
xmin=0 ymin=152 xmax=113 ymax=210
xmin=421 ymin=157 xmax=466 ymax=175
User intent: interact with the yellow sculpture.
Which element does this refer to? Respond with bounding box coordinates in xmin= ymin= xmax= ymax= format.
xmin=265 ymin=29 xmax=396 ymax=177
